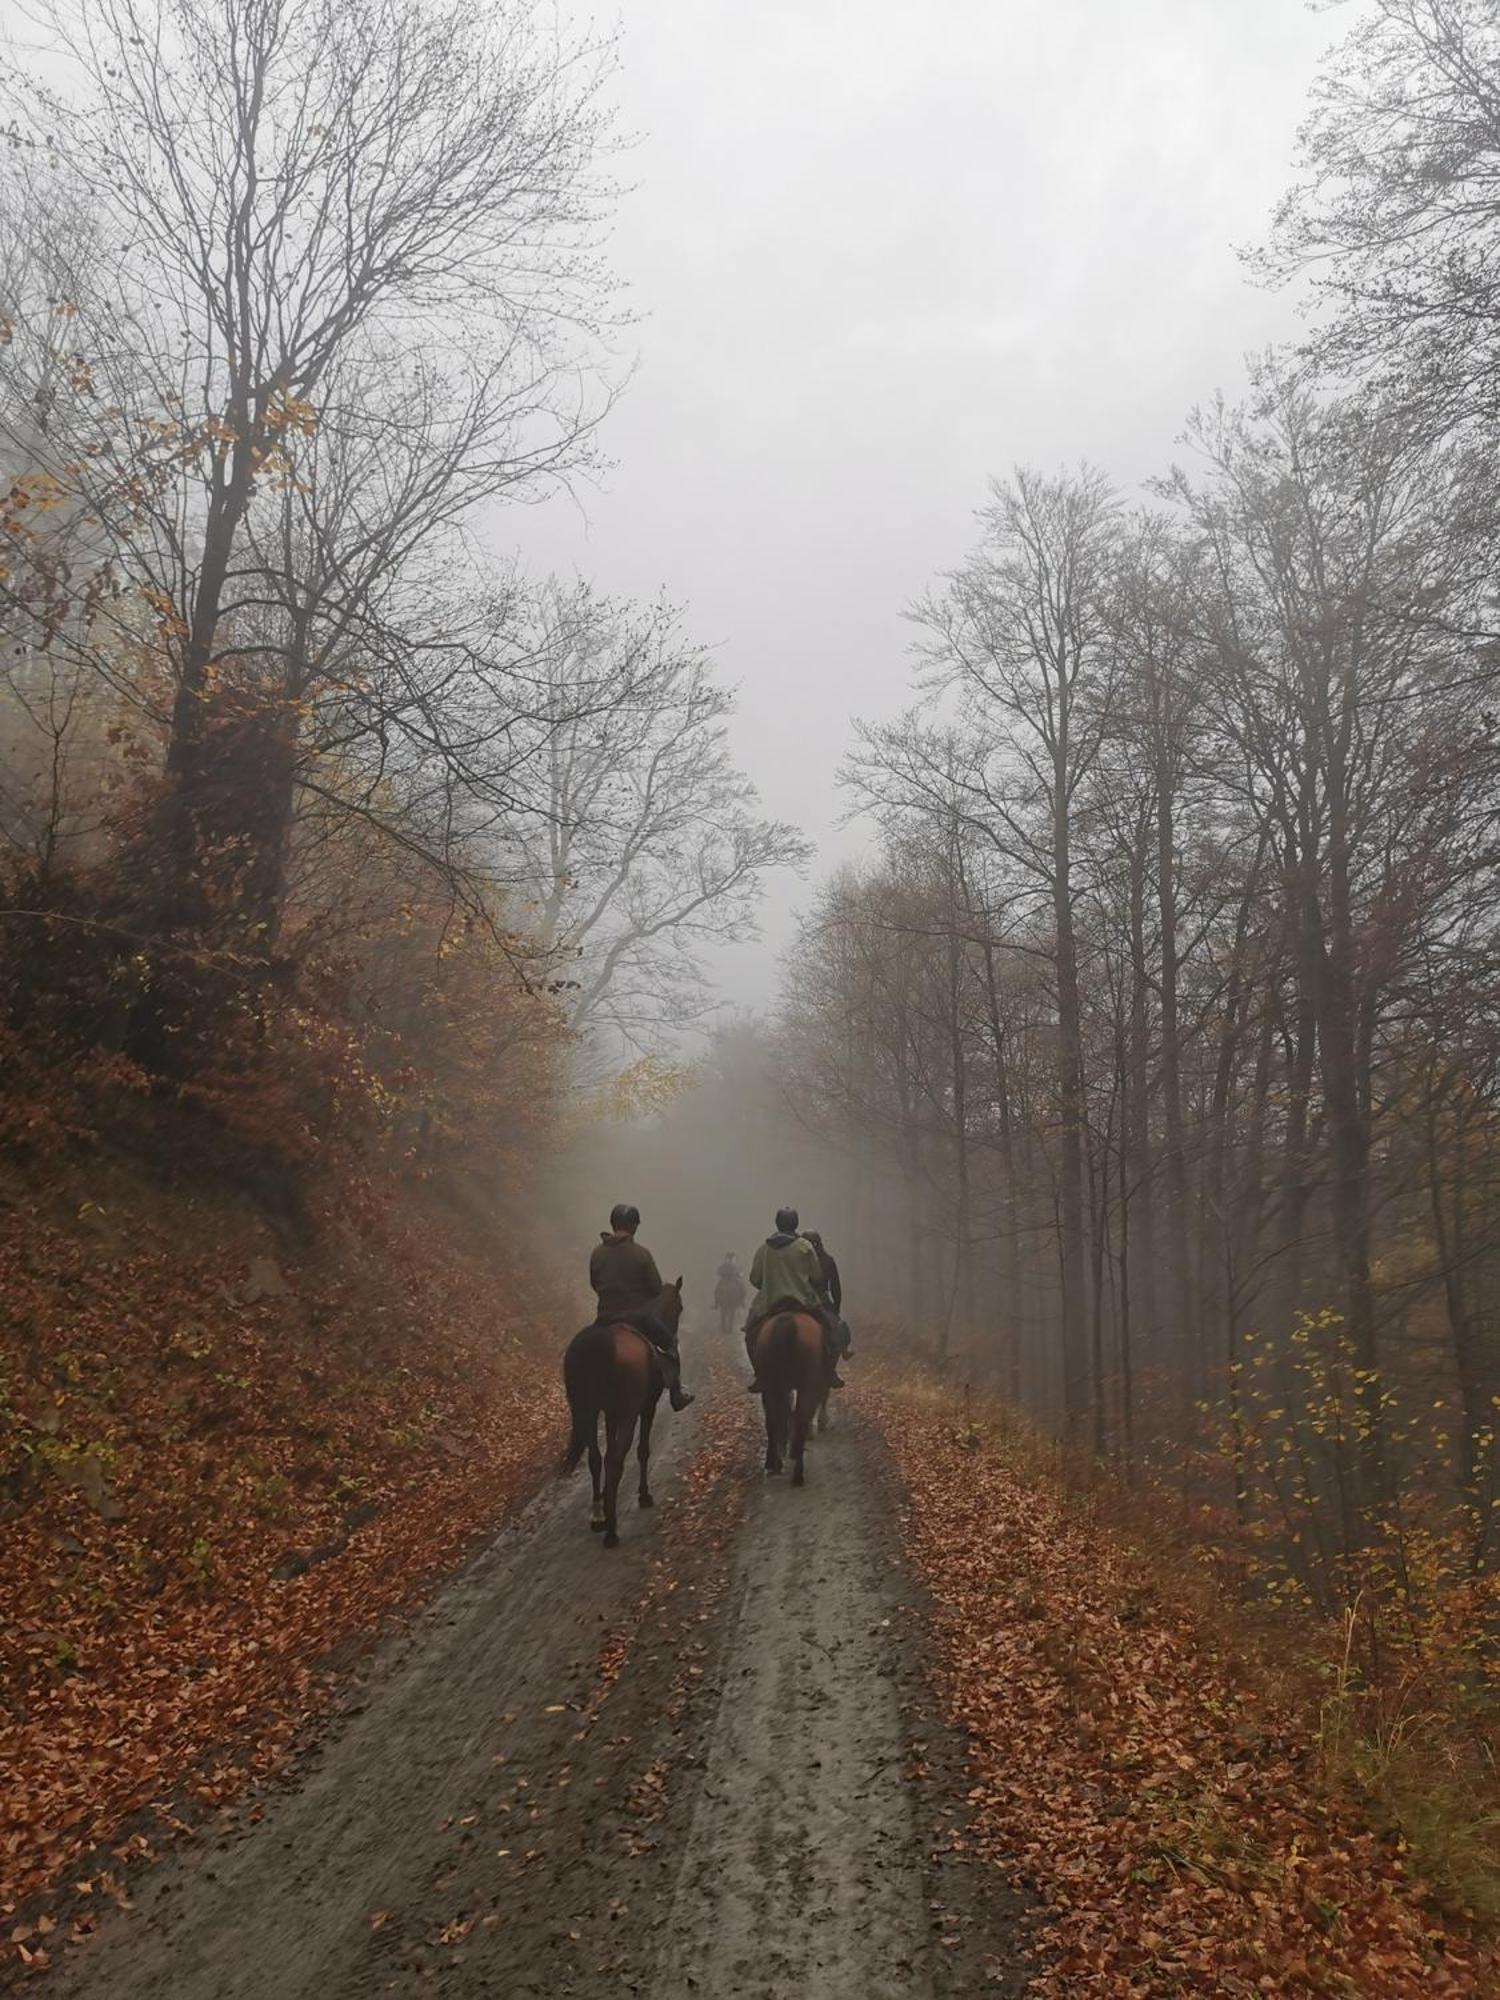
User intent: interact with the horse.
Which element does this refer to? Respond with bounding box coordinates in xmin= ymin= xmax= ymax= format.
xmin=750 ymin=1307 xmax=828 ymax=1486
xmin=561 ymin=1280 xmax=684 ymax=1548
xmin=715 ymin=1275 xmax=746 ymax=1338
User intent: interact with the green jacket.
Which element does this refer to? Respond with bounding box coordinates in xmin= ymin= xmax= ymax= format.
xmin=590 ymin=1232 xmax=663 ymax=1319
xmin=748 ymin=1232 xmax=824 ymax=1320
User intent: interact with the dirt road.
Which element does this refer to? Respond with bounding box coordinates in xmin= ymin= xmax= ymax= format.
xmin=43 ymin=1354 xmax=1028 ymax=1997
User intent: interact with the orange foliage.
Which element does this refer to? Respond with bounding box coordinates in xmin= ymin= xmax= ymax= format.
xmin=862 ymin=1378 xmax=1498 ymax=1997
xmin=0 ymin=1179 xmax=568 ymax=1931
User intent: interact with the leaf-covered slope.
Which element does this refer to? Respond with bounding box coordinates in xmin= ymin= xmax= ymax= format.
xmin=0 ymin=1170 xmax=565 ymax=1936
xmin=863 ymin=1381 xmax=1498 ymax=1998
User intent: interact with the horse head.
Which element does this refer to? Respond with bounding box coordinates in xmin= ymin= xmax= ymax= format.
xmin=661 ymin=1276 xmax=685 ymax=1335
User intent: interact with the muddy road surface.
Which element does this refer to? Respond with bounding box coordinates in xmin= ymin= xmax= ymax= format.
xmin=45 ymin=1354 xmax=1028 ymax=1997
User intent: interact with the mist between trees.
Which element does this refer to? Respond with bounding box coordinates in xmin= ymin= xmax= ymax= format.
xmin=0 ymin=0 xmax=805 ymax=1189
xmin=585 ymin=2 xmax=1500 ymax=1641
xmin=4 ymin=0 xmax=1500 ymax=1653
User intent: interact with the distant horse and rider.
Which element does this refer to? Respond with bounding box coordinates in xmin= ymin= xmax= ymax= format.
xmin=714 ymin=1251 xmax=747 ymax=1336
xmin=561 ymin=1200 xmax=852 ymax=1539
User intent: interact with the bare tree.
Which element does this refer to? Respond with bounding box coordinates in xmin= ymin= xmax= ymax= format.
xmin=5 ymin=0 xmax=619 ymax=923
xmin=497 ymin=583 xmax=811 ymax=1060
xmin=1262 ymin=0 xmax=1500 ymax=444
xmin=906 ymin=466 xmax=1122 ymax=1440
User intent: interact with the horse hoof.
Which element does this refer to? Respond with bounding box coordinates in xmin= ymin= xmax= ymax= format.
xmin=603 ymin=1529 xmax=620 ymax=1549
xmin=589 ymin=1518 xmax=605 ymax=1532
xmin=638 ymin=1491 xmax=655 ymax=1508
xmin=792 ymin=1466 xmax=805 ymax=1487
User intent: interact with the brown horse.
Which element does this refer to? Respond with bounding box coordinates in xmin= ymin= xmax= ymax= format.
xmin=751 ymin=1308 xmax=828 ymax=1485
xmin=561 ymin=1280 xmax=683 ymax=1547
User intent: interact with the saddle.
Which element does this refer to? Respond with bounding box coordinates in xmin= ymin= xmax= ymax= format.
xmin=589 ymin=1313 xmax=662 ymax=1360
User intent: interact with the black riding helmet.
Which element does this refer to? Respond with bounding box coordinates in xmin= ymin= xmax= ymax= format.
xmin=610 ymin=1203 xmax=641 ymax=1233
xmin=774 ymin=1205 xmax=798 ymax=1233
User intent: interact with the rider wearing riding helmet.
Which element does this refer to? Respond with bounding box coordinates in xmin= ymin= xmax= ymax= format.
xmin=589 ymin=1204 xmax=694 ymax=1411
xmin=800 ymin=1227 xmax=851 ymax=1371
xmin=743 ymin=1206 xmax=841 ymax=1391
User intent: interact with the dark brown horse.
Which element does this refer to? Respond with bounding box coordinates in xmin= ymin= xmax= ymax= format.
xmin=750 ymin=1308 xmax=828 ymax=1485
xmin=561 ymin=1280 xmax=683 ymax=1547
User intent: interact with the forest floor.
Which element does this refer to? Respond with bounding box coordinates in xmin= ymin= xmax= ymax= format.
xmin=0 ymin=1150 xmax=569 ymax=1941
xmin=18 ymin=1350 xmax=1030 ymax=2000
xmin=5 ymin=1229 xmax=1497 ymax=1997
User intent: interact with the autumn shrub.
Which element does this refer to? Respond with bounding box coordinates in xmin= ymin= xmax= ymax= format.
xmin=0 ymin=780 xmax=570 ymax=1226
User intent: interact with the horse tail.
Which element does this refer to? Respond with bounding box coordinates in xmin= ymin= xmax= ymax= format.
xmin=561 ymin=1404 xmax=593 ymax=1476
xmin=560 ymin=1325 xmax=605 ymax=1475
xmin=764 ymin=1310 xmax=800 ymax=1378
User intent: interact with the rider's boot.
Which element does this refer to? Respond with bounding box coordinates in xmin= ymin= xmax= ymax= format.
xmin=664 ymin=1346 xmax=695 ymax=1412
xmin=824 ymin=1327 xmax=845 ymax=1388
xmin=742 ymin=1323 xmax=762 ymax=1393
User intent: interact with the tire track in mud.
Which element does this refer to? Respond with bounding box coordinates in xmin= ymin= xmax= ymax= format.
xmin=36 ymin=1356 xmax=1029 ymax=1998
xmin=653 ymin=1426 xmax=941 ymax=2000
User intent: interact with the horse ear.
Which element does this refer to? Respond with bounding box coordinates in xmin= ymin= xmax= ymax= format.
xmin=673 ymin=1275 xmax=683 ymax=1292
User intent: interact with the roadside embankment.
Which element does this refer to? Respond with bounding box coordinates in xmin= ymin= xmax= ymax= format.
xmin=1 ymin=1163 xmax=567 ymax=1942
xmin=859 ymin=1375 xmax=1500 ymax=1998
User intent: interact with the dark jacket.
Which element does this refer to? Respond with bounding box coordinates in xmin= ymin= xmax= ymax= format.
xmin=590 ymin=1231 xmax=664 ymax=1319
xmin=810 ymin=1241 xmax=842 ymax=1315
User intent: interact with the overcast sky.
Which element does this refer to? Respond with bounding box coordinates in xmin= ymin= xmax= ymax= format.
xmin=507 ymin=0 xmax=1335 ymax=1024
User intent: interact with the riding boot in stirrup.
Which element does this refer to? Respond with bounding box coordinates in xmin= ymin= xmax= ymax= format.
xmin=663 ymin=1350 xmax=694 ymax=1412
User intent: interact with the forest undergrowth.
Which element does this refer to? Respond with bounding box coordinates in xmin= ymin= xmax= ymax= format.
xmin=861 ymin=1370 xmax=1500 ymax=1998
xmin=0 ymin=1151 xmax=568 ymax=1962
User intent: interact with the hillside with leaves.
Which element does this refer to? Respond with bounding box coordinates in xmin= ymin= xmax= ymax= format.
xmin=0 ymin=1159 xmax=568 ymax=1936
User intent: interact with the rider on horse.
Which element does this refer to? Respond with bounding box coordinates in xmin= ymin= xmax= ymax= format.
xmin=801 ymin=1228 xmax=852 ymax=1365
xmin=716 ymin=1250 xmax=744 ymax=1292
xmin=714 ymin=1251 xmax=746 ymax=1320
xmin=743 ymin=1206 xmax=842 ymax=1392
xmin=589 ymin=1204 xmax=694 ymax=1412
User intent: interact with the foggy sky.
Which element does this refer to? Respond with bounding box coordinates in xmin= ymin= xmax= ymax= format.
xmin=507 ymin=0 xmax=1333 ymax=1027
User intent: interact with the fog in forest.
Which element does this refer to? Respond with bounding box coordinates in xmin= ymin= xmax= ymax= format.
xmin=509 ymin=0 xmax=1334 ymax=1010
xmin=7 ymin=0 xmax=1500 ymax=1972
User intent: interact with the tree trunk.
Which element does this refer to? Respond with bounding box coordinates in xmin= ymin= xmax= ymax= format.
xmin=1054 ymin=794 xmax=1090 ymax=1441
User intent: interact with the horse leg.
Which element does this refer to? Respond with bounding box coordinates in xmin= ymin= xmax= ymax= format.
xmin=587 ymin=1420 xmax=605 ymax=1531
xmin=816 ymin=1384 xmax=831 ymax=1434
xmin=762 ymin=1387 xmax=783 ymax=1473
xmin=637 ymin=1391 xmax=659 ymax=1507
xmin=791 ymin=1389 xmax=810 ymax=1486
xmin=602 ymin=1408 xmax=639 ymax=1548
